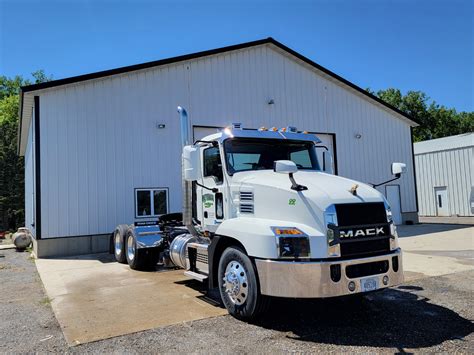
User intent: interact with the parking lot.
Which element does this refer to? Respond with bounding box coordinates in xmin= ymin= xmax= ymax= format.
xmin=1 ymin=223 xmax=473 ymax=353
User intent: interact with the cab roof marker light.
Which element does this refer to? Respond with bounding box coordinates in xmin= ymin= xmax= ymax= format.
xmin=270 ymin=127 xmax=278 ymax=131
xmin=280 ymin=127 xmax=287 ymax=132
xmin=223 ymin=127 xmax=234 ymax=138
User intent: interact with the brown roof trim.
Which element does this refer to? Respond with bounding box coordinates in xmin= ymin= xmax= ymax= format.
xmin=19 ymin=37 xmax=418 ymax=124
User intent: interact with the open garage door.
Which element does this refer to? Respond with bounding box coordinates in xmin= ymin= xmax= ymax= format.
xmin=314 ymin=133 xmax=337 ymax=175
xmin=193 ymin=126 xmax=337 ymax=174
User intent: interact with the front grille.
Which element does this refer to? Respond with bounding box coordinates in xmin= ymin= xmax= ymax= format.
xmin=346 ymin=260 xmax=389 ymax=279
xmin=340 ymin=237 xmax=390 ymax=258
xmin=334 ymin=202 xmax=390 ymax=258
xmin=335 ymin=202 xmax=387 ymax=226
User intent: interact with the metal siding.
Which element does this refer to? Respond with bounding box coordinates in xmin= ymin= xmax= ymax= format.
xmin=415 ymin=146 xmax=474 ymax=217
xmin=38 ymin=45 xmax=417 ymax=238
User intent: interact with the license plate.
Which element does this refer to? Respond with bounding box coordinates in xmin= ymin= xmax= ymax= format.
xmin=361 ymin=277 xmax=379 ymax=292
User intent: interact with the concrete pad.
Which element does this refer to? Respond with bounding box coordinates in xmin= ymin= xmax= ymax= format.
xmin=35 ymin=254 xmax=226 ymax=346
xmin=398 ymin=224 xmax=474 ymax=281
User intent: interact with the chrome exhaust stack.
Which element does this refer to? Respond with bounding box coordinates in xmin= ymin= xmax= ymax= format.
xmin=177 ymin=106 xmax=199 ymax=237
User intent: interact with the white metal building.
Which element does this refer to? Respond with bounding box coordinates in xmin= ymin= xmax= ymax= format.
xmin=18 ymin=38 xmax=419 ymax=257
xmin=414 ymin=133 xmax=474 ymax=217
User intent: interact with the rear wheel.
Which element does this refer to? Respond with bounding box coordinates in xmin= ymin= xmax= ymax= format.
xmin=218 ymin=247 xmax=269 ymax=320
xmin=113 ymin=224 xmax=128 ymax=264
xmin=125 ymin=228 xmax=160 ymax=270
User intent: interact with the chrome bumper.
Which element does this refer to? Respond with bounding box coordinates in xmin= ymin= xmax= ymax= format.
xmin=255 ymin=249 xmax=403 ymax=298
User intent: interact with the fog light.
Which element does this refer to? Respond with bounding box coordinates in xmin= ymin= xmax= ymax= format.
xmin=348 ymin=281 xmax=356 ymax=292
xmin=330 ymin=264 xmax=341 ymax=282
xmin=392 ymin=256 xmax=399 ymax=272
xmin=383 ymin=275 xmax=389 ymax=285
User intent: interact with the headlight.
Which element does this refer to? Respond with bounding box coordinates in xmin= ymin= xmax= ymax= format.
xmin=383 ymin=199 xmax=393 ymax=223
xmin=384 ymin=199 xmax=398 ymax=250
xmin=324 ymin=205 xmax=341 ymax=257
xmin=271 ymin=227 xmax=310 ymax=258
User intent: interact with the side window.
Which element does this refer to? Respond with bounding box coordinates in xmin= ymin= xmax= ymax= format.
xmin=203 ymin=147 xmax=223 ymax=183
xmin=135 ymin=188 xmax=168 ymax=218
xmin=290 ymin=149 xmax=312 ymax=168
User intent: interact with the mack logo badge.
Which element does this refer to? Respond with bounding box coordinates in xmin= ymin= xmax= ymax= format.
xmin=340 ymin=227 xmax=385 ymax=238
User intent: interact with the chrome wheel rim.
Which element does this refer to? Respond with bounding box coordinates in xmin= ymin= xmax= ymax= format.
xmin=223 ymin=260 xmax=248 ymax=305
xmin=114 ymin=232 xmax=122 ymax=257
xmin=127 ymin=236 xmax=135 ymax=261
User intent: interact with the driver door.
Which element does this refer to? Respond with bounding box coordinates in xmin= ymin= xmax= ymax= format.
xmin=199 ymin=145 xmax=224 ymax=232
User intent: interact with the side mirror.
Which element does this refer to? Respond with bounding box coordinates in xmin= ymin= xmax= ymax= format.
xmin=273 ymin=160 xmax=298 ymax=174
xmin=391 ymin=162 xmax=406 ymax=177
xmin=322 ymin=151 xmax=334 ymax=174
xmin=274 ymin=160 xmax=308 ymax=191
xmin=183 ymin=145 xmax=201 ymax=181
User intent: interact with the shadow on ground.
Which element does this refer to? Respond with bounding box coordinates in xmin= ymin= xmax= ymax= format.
xmin=249 ymin=287 xmax=473 ymax=351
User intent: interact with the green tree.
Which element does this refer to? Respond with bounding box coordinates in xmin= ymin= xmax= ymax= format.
xmin=369 ymin=88 xmax=473 ymax=142
xmin=0 ymin=70 xmax=51 ymax=231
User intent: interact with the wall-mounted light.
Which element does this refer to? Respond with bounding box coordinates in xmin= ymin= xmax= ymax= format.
xmin=267 ymin=99 xmax=275 ymax=105
xmin=354 ymin=133 xmax=362 ymax=139
xmin=156 ymin=123 xmax=166 ymax=129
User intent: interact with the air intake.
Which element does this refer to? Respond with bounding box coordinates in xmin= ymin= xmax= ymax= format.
xmin=240 ymin=191 xmax=254 ymax=201
xmin=239 ymin=191 xmax=254 ymax=214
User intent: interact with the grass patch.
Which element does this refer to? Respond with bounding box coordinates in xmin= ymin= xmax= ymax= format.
xmin=39 ymin=297 xmax=52 ymax=306
xmin=0 ymin=264 xmax=11 ymax=270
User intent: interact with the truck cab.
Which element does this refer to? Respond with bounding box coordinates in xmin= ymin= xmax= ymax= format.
xmin=182 ymin=122 xmax=404 ymax=318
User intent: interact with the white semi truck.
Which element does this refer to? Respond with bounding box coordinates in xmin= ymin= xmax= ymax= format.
xmin=112 ymin=107 xmax=405 ymax=319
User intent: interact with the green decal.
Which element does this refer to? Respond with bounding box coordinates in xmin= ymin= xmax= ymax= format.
xmin=289 ymin=198 xmax=296 ymax=206
xmin=203 ymin=194 xmax=214 ymax=209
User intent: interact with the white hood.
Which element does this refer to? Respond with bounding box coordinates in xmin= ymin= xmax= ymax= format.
xmin=230 ymin=170 xmax=385 ymax=231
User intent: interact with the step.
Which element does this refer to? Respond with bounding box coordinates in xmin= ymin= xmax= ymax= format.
xmin=184 ymin=270 xmax=208 ymax=283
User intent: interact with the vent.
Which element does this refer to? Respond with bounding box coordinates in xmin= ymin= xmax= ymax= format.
xmin=240 ymin=204 xmax=254 ymax=214
xmin=196 ymin=251 xmax=208 ymax=264
xmin=239 ymin=191 xmax=254 ymax=214
xmin=240 ymin=191 xmax=254 ymax=201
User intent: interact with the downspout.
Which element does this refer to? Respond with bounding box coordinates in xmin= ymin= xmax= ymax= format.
xmin=177 ymin=106 xmax=199 ymax=237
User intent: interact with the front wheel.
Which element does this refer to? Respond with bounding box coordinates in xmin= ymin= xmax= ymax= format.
xmin=218 ymin=247 xmax=269 ymax=320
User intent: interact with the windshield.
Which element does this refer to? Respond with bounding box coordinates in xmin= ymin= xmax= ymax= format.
xmin=224 ymin=138 xmax=320 ymax=175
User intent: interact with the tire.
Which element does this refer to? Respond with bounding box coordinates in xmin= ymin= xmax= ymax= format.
xmin=218 ymin=247 xmax=270 ymax=320
xmin=125 ymin=228 xmax=159 ymax=270
xmin=113 ymin=224 xmax=129 ymax=264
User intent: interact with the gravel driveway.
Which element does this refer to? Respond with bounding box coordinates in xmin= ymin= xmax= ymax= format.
xmin=1 ymin=248 xmax=473 ymax=353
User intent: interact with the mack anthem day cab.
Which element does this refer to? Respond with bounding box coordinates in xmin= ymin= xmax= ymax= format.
xmin=112 ymin=107 xmax=406 ymax=319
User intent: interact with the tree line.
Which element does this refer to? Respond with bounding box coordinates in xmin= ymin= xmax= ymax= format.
xmin=0 ymin=72 xmax=472 ymax=231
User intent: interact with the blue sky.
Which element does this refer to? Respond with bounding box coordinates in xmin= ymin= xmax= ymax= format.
xmin=1 ymin=0 xmax=472 ymax=111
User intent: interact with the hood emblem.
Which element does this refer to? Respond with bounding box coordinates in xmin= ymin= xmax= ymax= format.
xmin=349 ymin=184 xmax=359 ymax=196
